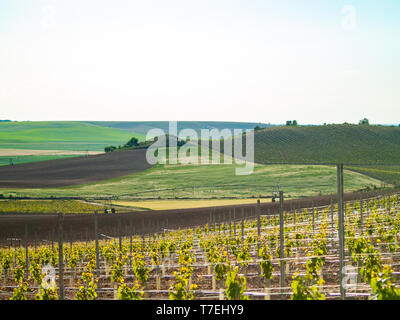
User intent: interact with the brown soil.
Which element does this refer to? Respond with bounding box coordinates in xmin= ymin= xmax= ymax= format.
xmin=0 ymin=149 xmax=152 ymax=188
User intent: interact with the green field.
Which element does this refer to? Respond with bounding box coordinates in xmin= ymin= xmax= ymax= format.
xmin=0 ymin=163 xmax=382 ymax=199
xmin=0 ymin=121 xmax=145 ymax=151
xmin=0 ymin=155 xmax=80 ymax=166
xmin=86 ymin=121 xmax=272 ymax=135
xmin=347 ymin=165 xmax=400 ymax=186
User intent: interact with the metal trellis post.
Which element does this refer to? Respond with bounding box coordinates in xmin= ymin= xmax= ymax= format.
xmin=337 ymin=164 xmax=345 ymax=300
xmin=279 ymin=191 xmax=285 ymax=296
xmin=58 ymin=213 xmax=64 ymax=300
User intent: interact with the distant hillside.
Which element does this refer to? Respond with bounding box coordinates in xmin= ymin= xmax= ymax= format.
xmin=86 ymin=121 xmax=273 ymax=136
xmin=0 ymin=121 xmax=144 ymax=151
xmin=221 ymin=124 xmax=400 ymax=184
xmin=249 ymin=124 xmax=400 ymax=165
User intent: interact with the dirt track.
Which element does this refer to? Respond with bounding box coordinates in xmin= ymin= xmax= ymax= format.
xmin=0 ymin=190 xmax=387 ymax=245
xmin=0 ymin=149 xmax=152 ymax=188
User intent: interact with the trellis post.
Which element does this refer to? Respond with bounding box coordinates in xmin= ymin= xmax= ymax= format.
xmin=58 ymin=213 xmax=64 ymax=300
xmin=24 ymin=223 xmax=29 ymax=277
xmin=337 ymin=164 xmax=345 ymax=300
xmin=279 ymin=191 xmax=285 ymax=296
xmin=130 ymin=217 xmax=133 ymax=270
xmin=118 ymin=215 xmax=122 ymax=259
xmin=360 ymin=193 xmax=364 ymax=235
xmin=94 ymin=211 xmax=100 ymax=278
xmin=330 ymin=196 xmax=334 ymax=227
xmin=257 ymin=200 xmax=261 ymax=250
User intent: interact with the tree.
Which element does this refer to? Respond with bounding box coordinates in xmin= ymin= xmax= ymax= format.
xmin=286 ymin=120 xmax=298 ymax=126
xmin=254 ymin=126 xmax=261 ymax=131
xmin=104 ymin=146 xmax=117 ymax=153
xmin=124 ymin=137 xmax=139 ymax=148
xmin=359 ymin=118 xmax=370 ymax=125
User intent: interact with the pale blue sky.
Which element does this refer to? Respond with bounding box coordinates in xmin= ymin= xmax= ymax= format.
xmin=0 ymin=0 xmax=399 ymax=124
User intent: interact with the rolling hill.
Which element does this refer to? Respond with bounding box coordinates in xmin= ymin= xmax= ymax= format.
xmin=0 ymin=162 xmax=381 ymax=199
xmin=1 ymin=122 xmax=399 ymax=197
xmin=0 ymin=120 xmax=271 ymax=153
xmin=0 ymin=121 xmax=144 ymax=151
xmin=86 ymin=121 xmax=272 ymax=135
xmin=240 ymin=124 xmax=400 ymax=184
xmin=249 ymin=124 xmax=400 ymax=165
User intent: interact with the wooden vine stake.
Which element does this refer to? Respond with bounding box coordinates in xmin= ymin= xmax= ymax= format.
xmin=113 ymin=282 xmax=118 ymax=300
xmin=229 ymin=209 xmax=232 ymax=239
xmin=241 ymin=208 xmax=245 ymax=242
xmin=293 ymin=210 xmax=296 ymax=230
xmin=219 ymin=279 xmax=224 ymax=300
xmin=212 ymin=268 xmax=216 ymax=291
xmin=264 ymin=279 xmax=271 ymax=300
xmin=312 ymin=202 xmax=315 ymax=232
xmin=156 ymin=266 xmax=161 ymax=291
xmin=233 ymin=208 xmax=236 ymax=236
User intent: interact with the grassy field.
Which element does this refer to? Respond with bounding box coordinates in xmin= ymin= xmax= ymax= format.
xmin=0 ymin=163 xmax=382 ymax=199
xmin=347 ymin=165 xmax=400 ymax=186
xmin=87 ymin=121 xmax=271 ymax=135
xmin=0 ymin=155 xmax=80 ymax=166
xmin=112 ymin=198 xmax=273 ymax=210
xmin=0 ymin=120 xmax=266 ymax=152
xmin=0 ymin=121 xmax=145 ymax=151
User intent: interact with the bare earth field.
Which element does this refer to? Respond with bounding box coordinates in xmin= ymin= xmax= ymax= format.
xmin=0 ymin=149 xmax=153 ymax=188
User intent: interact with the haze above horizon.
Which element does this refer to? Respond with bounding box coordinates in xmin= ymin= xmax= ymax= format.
xmin=0 ymin=0 xmax=399 ymax=124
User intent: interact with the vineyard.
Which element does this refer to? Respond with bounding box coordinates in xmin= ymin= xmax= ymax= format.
xmin=249 ymin=124 xmax=400 ymax=166
xmin=0 ymin=200 xmax=118 ymax=215
xmin=1 ymin=193 xmax=400 ymax=300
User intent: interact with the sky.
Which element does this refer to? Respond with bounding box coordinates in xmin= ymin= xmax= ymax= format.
xmin=0 ymin=0 xmax=399 ymax=124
